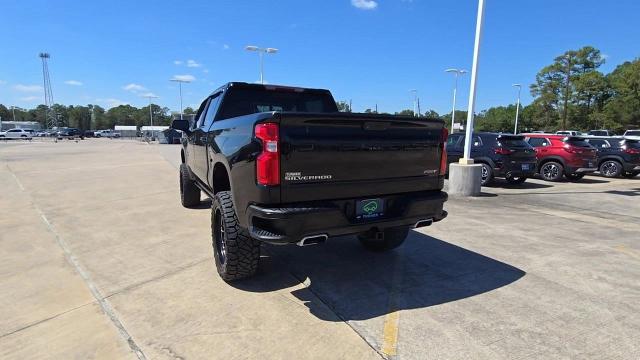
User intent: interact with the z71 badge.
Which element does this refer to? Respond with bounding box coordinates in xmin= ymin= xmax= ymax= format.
xmin=285 ymin=172 xmax=333 ymax=182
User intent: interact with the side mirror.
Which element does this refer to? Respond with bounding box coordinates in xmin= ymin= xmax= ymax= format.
xmin=171 ymin=119 xmax=190 ymax=133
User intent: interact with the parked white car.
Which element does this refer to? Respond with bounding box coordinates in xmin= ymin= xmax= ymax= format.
xmin=0 ymin=128 xmax=33 ymax=139
xmin=623 ymin=130 xmax=640 ymax=140
xmin=95 ymin=130 xmax=121 ymax=138
xmin=556 ymin=130 xmax=582 ymax=136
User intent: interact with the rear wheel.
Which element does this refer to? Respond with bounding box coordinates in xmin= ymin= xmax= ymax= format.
xmin=540 ymin=161 xmax=564 ymax=182
xmin=565 ymin=173 xmax=585 ymax=181
xmin=480 ymin=163 xmax=494 ymax=186
xmin=505 ymin=176 xmax=527 ymax=185
xmin=358 ymin=226 xmax=409 ymax=252
xmin=599 ymin=160 xmax=622 ymax=178
xmin=211 ymin=191 xmax=260 ymax=281
xmin=179 ymin=163 xmax=201 ymax=207
xmin=622 ymin=171 xmax=639 ymax=178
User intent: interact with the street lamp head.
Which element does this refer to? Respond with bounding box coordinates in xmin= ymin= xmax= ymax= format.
xmin=265 ymin=48 xmax=278 ymax=53
xmin=170 ymin=78 xmax=191 ymax=83
xmin=245 ymin=45 xmax=259 ymax=51
xmin=445 ymin=68 xmax=468 ymax=75
xmin=512 ymin=83 xmax=522 ymax=88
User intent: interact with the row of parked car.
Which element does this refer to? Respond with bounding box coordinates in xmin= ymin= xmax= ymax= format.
xmin=0 ymin=128 xmax=122 ymax=140
xmin=445 ymin=132 xmax=640 ymax=185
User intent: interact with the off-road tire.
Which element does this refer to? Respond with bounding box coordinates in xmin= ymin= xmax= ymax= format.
xmin=179 ymin=163 xmax=200 ymax=207
xmin=358 ymin=226 xmax=409 ymax=252
xmin=480 ymin=163 xmax=494 ymax=186
xmin=505 ymin=176 xmax=527 ymax=185
xmin=565 ymin=173 xmax=585 ymax=181
xmin=599 ymin=160 xmax=622 ymax=178
xmin=211 ymin=191 xmax=260 ymax=281
xmin=540 ymin=161 xmax=564 ymax=182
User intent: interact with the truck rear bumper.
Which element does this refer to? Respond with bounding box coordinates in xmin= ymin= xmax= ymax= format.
xmin=247 ymin=190 xmax=448 ymax=245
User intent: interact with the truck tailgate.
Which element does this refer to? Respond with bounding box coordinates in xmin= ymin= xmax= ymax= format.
xmin=277 ymin=113 xmax=444 ymax=203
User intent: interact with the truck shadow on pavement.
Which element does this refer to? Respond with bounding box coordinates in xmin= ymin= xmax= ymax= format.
xmin=232 ymin=231 xmax=526 ymax=321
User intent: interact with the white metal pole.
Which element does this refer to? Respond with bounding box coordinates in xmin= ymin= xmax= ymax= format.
xmin=179 ymin=82 xmax=183 ymax=120
xmin=259 ymin=51 xmax=264 ymax=84
xmin=451 ymin=74 xmax=458 ymax=133
xmin=149 ymin=98 xmax=154 ymax=139
xmin=514 ymin=85 xmax=521 ymax=134
xmin=12 ymin=106 xmax=16 ymax=121
xmin=462 ymin=0 xmax=485 ymax=163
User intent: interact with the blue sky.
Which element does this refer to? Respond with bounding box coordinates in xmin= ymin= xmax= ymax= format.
xmin=2 ymin=0 xmax=639 ymax=115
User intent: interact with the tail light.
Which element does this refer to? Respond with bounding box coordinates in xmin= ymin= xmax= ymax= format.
xmin=494 ymin=147 xmax=513 ymax=155
xmin=624 ymin=146 xmax=640 ymax=154
xmin=439 ymin=127 xmax=448 ymax=175
xmin=563 ymin=144 xmax=582 ymax=154
xmin=255 ymin=123 xmax=280 ymax=185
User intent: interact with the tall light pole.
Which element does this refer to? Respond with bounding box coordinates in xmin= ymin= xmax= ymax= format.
xmin=245 ymin=45 xmax=278 ymax=84
xmin=170 ymin=78 xmax=190 ymax=119
xmin=142 ymin=94 xmax=159 ymax=140
xmin=445 ymin=69 xmax=468 ymax=133
xmin=461 ymin=0 xmax=486 ymax=164
xmin=512 ymin=84 xmax=522 ymax=134
xmin=11 ymin=106 xmax=16 ymax=121
xmin=410 ymin=89 xmax=418 ymax=116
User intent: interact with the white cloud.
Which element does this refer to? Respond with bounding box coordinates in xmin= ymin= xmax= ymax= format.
xmin=0 ymin=80 xmax=7 ymax=85
xmin=222 ymin=44 xmax=230 ymax=50
xmin=97 ymin=98 xmax=128 ymax=108
xmin=19 ymin=96 xmax=40 ymax=102
xmin=351 ymin=0 xmax=378 ymax=10
xmin=174 ymin=60 xmax=183 ymax=65
xmin=187 ymin=59 xmax=202 ymax=68
xmin=203 ymin=69 xmax=209 ymax=73
xmin=64 ymin=80 xmax=83 ymax=86
xmin=14 ymin=84 xmax=43 ymax=92
xmin=171 ymin=75 xmax=196 ymax=82
xmin=123 ymin=83 xmax=147 ymax=92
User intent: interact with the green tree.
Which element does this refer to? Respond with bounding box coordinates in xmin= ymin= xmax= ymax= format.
xmin=395 ymin=109 xmax=415 ymax=116
xmin=336 ymin=101 xmax=351 ymax=112
xmin=530 ymin=46 xmax=606 ymax=130
xmin=602 ymin=59 xmax=640 ymax=131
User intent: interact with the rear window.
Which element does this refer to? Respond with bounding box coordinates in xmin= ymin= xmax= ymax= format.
xmin=625 ymin=130 xmax=640 ymax=136
xmin=565 ymin=139 xmax=591 ymax=147
xmin=218 ymin=87 xmax=338 ymax=119
xmin=625 ymin=140 xmax=640 ymax=148
xmin=498 ymin=137 xmax=529 ymax=147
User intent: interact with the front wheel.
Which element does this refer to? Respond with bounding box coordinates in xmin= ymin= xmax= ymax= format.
xmin=505 ymin=176 xmax=527 ymax=185
xmin=565 ymin=173 xmax=585 ymax=181
xmin=599 ymin=160 xmax=622 ymax=178
xmin=211 ymin=191 xmax=260 ymax=281
xmin=358 ymin=227 xmax=409 ymax=252
xmin=540 ymin=161 xmax=564 ymax=182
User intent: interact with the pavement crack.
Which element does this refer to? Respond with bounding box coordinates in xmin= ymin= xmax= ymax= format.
xmin=0 ymin=301 xmax=96 ymax=339
xmin=6 ymin=165 xmax=148 ymax=360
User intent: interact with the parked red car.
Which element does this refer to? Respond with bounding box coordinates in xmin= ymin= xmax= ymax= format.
xmin=524 ymin=134 xmax=597 ymax=181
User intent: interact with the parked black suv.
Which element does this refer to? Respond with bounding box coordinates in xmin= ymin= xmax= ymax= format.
xmin=585 ymin=137 xmax=640 ymax=178
xmin=447 ymin=132 xmax=537 ymax=185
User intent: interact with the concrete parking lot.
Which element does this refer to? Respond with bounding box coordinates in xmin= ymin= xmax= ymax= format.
xmin=1 ymin=139 xmax=639 ymax=359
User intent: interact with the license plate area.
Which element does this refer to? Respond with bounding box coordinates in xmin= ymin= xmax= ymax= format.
xmin=521 ymin=163 xmax=532 ymax=171
xmin=356 ymin=198 xmax=384 ymax=220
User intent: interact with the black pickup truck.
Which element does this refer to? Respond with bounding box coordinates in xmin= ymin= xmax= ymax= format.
xmin=172 ymin=82 xmax=448 ymax=281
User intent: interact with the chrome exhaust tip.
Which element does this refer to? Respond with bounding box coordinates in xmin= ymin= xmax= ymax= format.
xmin=414 ymin=219 xmax=433 ymax=228
xmin=297 ymin=234 xmax=328 ymax=246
